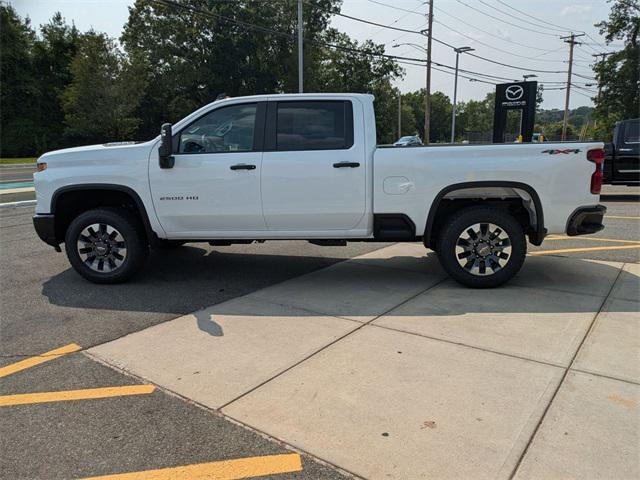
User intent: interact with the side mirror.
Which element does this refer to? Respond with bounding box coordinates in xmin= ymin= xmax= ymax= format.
xmin=159 ymin=123 xmax=175 ymax=169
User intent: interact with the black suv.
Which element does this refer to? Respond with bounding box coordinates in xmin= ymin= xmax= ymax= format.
xmin=604 ymin=118 xmax=639 ymax=186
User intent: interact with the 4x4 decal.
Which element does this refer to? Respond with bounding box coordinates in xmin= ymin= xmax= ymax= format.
xmin=541 ymin=148 xmax=581 ymax=155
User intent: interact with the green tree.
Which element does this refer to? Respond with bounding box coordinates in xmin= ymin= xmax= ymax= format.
xmin=400 ymin=89 xmax=453 ymax=143
xmin=0 ymin=5 xmax=38 ymax=157
xmin=122 ymin=0 xmax=339 ymax=137
xmin=455 ymin=92 xmax=495 ymax=141
xmin=121 ymin=0 xmax=402 ymax=140
xmin=32 ymin=13 xmax=81 ymax=152
xmin=592 ymin=0 xmax=640 ymax=140
xmin=62 ymin=33 xmax=147 ymax=143
xmin=306 ymin=29 xmax=402 ymax=143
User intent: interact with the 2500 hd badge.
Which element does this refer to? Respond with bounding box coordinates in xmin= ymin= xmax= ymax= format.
xmin=159 ymin=195 xmax=199 ymax=201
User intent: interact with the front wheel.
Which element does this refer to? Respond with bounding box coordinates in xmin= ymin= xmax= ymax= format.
xmin=64 ymin=208 xmax=148 ymax=284
xmin=436 ymin=207 xmax=526 ymax=288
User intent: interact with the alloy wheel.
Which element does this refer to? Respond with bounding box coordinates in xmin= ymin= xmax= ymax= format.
xmin=455 ymin=222 xmax=512 ymax=276
xmin=76 ymin=223 xmax=127 ymax=273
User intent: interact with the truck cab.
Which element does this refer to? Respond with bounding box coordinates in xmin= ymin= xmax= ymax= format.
xmin=604 ymin=118 xmax=640 ymax=186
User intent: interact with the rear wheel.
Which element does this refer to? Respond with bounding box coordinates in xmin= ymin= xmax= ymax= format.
xmin=436 ymin=207 xmax=526 ymax=288
xmin=65 ymin=208 xmax=148 ymax=284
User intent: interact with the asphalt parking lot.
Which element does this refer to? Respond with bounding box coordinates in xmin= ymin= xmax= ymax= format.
xmin=0 ymin=184 xmax=638 ymax=479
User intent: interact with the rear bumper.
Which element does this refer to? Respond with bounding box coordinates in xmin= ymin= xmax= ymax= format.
xmin=566 ymin=205 xmax=606 ymax=236
xmin=33 ymin=214 xmax=59 ymax=248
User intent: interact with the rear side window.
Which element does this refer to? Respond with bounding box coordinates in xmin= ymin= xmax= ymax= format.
xmin=623 ymin=121 xmax=639 ymax=144
xmin=276 ymin=101 xmax=353 ymax=151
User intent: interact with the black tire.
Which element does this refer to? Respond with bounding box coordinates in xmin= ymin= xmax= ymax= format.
xmin=64 ymin=207 xmax=148 ymax=284
xmin=156 ymin=239 xmax=187 ymax=249
xmin=436 ymin=207 xmax=526 ymax=288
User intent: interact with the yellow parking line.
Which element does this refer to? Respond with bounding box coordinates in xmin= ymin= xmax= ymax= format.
xmin=531 ymin=245 xmax=640 ymax=255
xmin=545 ymin=235 xmax=640 ymax=244
xmin=82 ymin=453 xmax=303 ymax=479
xmin=0 ymin=385 xmax=156 ymax=407
xmin=606 ymin=215 xmax=640 ymax=220
xmin=0 ymin=343 xmax=81 ymax=379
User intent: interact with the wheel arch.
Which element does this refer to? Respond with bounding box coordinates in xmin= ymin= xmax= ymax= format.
xmin=50 ymin=184 xmax=156 ymax=245
xmin=424 ymin=181 xmax=545 ymax=248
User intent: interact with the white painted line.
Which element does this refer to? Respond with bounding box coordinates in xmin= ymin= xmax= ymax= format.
xmin=0 ymin=187 xmax=34 ymax=195
xmin=0 ymin=200 xmax=36 ymax=209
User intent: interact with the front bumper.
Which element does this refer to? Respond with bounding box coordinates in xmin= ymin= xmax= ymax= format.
xmin=566 ymin=205 xmax=606 ymax=236
xmin=33 ymin=214 xmax=60 ymax=249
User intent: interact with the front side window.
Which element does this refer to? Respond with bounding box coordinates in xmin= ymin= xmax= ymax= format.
xmin=179 ymin=103 xmax=257 ymax=153
xmin=276 ymin=101 xmax=352 ymax=151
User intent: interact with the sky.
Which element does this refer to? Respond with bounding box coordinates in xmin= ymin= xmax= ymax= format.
xmin=12 ymin=0 xmax=616 ymax=110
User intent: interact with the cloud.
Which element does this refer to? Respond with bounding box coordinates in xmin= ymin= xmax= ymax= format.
xmin=560 ymin=5 xmax=593 ymax=16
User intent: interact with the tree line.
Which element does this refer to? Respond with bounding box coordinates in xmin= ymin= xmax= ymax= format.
xmin=1 ymin=0 xmax=636 ymax=157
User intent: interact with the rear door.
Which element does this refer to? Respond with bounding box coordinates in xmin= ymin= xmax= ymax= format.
xmin=260 ymin=99 xmax=366 ymax=231
xmin=614 ymin=119 xmax=640 ymax=183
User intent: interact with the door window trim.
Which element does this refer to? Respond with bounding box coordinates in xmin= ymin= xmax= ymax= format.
xmin=263 ymin=100 xmax=354 ymax=152
xmin=172 ymin=101 xmax=266 ymax=154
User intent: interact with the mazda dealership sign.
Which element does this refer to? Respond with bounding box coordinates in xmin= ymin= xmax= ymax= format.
xmin=493 ymin=81 xmax=538 ymax=143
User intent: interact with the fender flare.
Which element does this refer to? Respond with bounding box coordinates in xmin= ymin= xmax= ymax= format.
xmin=424 ymin=181 xmax=546 ymax=246
xmin=50 ymin=184 xmax=157 ymax=243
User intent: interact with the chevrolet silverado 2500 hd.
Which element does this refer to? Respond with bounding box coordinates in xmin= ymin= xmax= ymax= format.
xmin=33 ymin=93 xmax=607 ymax=287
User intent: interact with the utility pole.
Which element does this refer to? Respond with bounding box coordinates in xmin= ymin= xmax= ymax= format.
xmin=560 ymin=33 xmax=584 ymax=141
xmin=450 ymin=46 xmax=473 ymax=143
xmin=297 ymin=0 xmax=303 ymax=93
xmin=397 ymin=93 xmax=402 ymax=139
xmin=591 ymin=52 xmax=613 ymax=99
xmin=423 ymin=0 xmax=434 ymax=144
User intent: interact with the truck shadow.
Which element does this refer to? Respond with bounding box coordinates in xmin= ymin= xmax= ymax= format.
xmin=41 ymin=243 xmax=638 ymax=337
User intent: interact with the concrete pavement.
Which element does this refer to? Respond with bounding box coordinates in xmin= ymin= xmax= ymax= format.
xmin=89 ymin=244 xmax=639 ymax=479
xmin=2 ymin=194 xmax=638 ymax=479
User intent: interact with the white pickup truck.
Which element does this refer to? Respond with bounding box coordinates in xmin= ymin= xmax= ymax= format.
xmin=33 ymin=93 xmax=606 ymax=287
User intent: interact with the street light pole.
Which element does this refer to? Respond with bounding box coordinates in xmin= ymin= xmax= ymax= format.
xmin=297 ymin=0 xmax=303 ymax=93
xmin=450 ymin=46 xmax=473 ymax=143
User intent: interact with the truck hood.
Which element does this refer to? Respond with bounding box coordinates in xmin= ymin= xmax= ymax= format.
xmin=38 ymin=140 xmax=156 ymax=167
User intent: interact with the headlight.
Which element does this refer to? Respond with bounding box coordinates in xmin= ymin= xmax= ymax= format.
xmin=36 ymin=162 xmax=47 ymax=172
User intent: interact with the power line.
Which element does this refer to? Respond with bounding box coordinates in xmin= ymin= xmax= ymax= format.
xmin=478 ymin=0 xmax=569 ymax=33
xmin=573 ymin=71 xmax=597 ymax=80
xmin=432 ymin=17 xmax=569 ymax=63
xmin=322 ymin=4 xmax=591 ymax=77
xmin=492 ymin=0 xmax=576 ymax=33
xmin=366 ymin=0 xmax=424 ymax=17
xmin=367 ymin=2 xmax=425 ymax=40
xmin=433 ymin=6 xmax=565 ymax=55
xmin=455 ymin=0 xmax=560 ymax=37
xmin=154 ymin=0 xmax=293 ymax=38
xmin=465 ymin=52 xmax=566 ymax=74
xmin=152 ymin=0 xmax=596 ymax=96
xmin=331 ymin=10 xmax=426 ymax=36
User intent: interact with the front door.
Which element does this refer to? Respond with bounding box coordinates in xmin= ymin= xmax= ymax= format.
xmin=261 ymin=100 xmax=366 ymax=232
xmin=150 ymin=102 xmax=266 ymax=236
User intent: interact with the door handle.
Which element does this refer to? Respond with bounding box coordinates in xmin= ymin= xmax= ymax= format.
xmin=230 ymin=164 xmax=256 ymax=170
xmin=333 ymin=161 xmax=360 ymax=168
